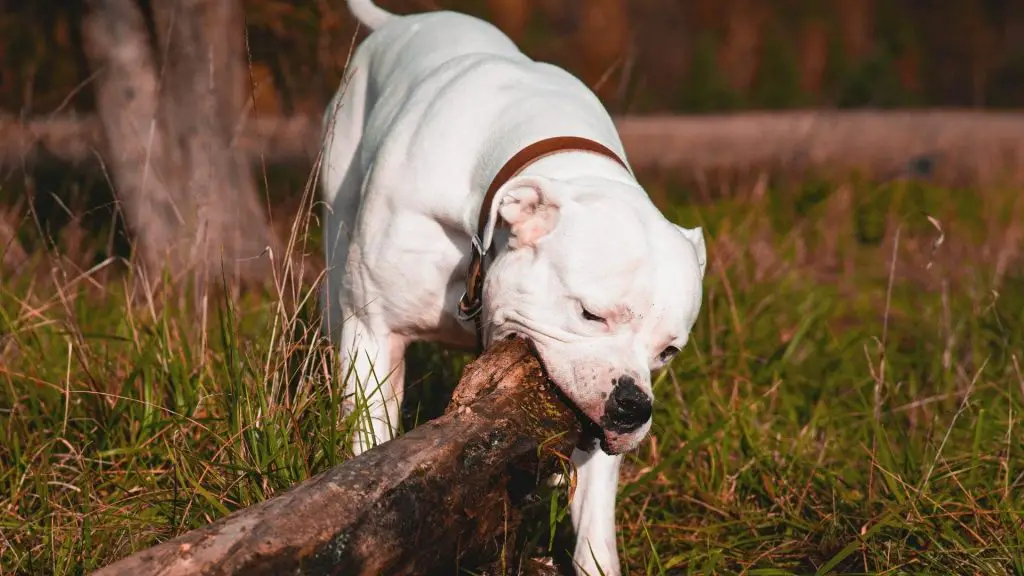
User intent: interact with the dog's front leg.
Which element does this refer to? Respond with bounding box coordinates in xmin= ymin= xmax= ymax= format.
xmin=570 ymin=447 xmax=623 ymax=576
xmin=338 ymin=313 xmax=407 ymax=456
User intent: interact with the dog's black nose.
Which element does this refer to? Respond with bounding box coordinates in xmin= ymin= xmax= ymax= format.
xmin=602 ymin=375 xmax=653 ymax=433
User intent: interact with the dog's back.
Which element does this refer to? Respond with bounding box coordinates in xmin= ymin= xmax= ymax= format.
xmin=353 ymin=8 xmax=526 ymax=87
xmin=320 ymin=0 xmax=619 ymax=341
xmin=320 ymin=2 xmax=527 ymax=341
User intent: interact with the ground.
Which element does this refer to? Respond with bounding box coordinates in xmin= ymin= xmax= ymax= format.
xmin=1 ymin=173 xmax=1023 ymax=575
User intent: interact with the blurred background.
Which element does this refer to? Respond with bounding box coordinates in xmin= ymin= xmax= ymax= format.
xmin=2 ymin=0 xmax=1023 ymax=282
xmin=5 ymin=0 xmax=1024 ymax=117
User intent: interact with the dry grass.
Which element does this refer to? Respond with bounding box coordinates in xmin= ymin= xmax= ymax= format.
xmin=1 ymin=172 xmax=1024 ymax=575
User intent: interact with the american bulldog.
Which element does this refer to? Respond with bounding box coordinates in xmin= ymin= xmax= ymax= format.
xmin=319 ymin=1 xmax=706 ymax=573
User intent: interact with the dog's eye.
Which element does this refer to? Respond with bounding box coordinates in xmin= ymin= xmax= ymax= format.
xmin=659 ymin=346 xmax=680 ymax=362
xmin=581 ymin=308 xmax=606 ymax=323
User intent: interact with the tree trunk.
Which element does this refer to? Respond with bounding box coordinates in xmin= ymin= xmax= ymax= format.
xmin=81 ymin=0 xmax=186 ymax=281
xmin=718 ymin=0 xmax=767 ymax=93
xmin=487 ymin=0 xmax=531 ymax=43
xmin=92 ymin=338 xmax=583 ymax=576
xmin=81 ymin=0 xmax=278 ymax=290
xmin=836 ymin=0 xmax=875 ymax=62
xmin=571 ymin=0 xmax=631 ymax=103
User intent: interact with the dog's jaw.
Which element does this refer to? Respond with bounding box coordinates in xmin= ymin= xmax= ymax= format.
xmin=494 ymin=332 xmax=648 ymax=456
xmin=600 ymin=423 xmax=651 ymax=454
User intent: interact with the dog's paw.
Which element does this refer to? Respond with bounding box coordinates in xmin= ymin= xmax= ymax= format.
xmin=573 ymin=539 xmax=621 ymax=576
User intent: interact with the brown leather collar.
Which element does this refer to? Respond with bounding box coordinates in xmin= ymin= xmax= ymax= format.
xmin=457 ymin=135 xmax=629 ymax=350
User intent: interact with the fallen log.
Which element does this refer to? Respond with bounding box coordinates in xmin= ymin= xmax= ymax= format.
xmin=619 ymin=111 xmax=1024 ymax=188
xmin=6 ymin=110 xmax=1024 ymax=187
xmin=93 ymin=338 xmax=582 ymax=576
xmin=0 ymin=113 xmax=318 ymax=167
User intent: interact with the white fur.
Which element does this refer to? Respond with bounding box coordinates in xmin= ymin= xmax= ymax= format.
xmin=346 ymin=0 xmax=393 ymax=30
xmin=320 ymin=2 xmax=706 ymax=574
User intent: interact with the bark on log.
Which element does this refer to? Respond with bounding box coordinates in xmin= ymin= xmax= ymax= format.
xmin=92 ymin=338 xmax=583 ymax=576
xmin=7 ymin=110 xmax=1024 ymax=188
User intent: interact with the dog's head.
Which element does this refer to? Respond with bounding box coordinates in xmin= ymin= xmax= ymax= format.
xmin=480 ymin=174 xmax=706 ymax=454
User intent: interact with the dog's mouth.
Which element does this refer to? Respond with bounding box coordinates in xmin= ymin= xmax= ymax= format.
xmin=503 ymin=333 xmax=610 ymax=454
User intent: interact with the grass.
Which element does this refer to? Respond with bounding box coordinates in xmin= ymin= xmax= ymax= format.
xmin=2 ymin=173 xmax=1024 ymax=575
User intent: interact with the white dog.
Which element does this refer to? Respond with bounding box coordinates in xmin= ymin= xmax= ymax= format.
xmin=319 ymin=1 xmax=706 ymax=573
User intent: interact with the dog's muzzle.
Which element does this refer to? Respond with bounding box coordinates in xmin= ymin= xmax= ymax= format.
xmin=601 ymin=375 xmax=653 ymax=433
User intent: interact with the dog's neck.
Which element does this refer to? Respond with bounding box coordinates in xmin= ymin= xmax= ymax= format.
xmin=467 ymin=140 xmax=636 ymax=234
xmin=483 ymin=151 xmax=643 ymax=257
xmin=518 ymin=152 xmax=636 ymax=188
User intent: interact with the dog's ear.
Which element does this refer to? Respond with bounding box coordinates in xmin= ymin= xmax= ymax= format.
xmin=481 ymin=176 xmax=563 ymax=250
xmin=676 ymin=224 xmax=707 ymax=278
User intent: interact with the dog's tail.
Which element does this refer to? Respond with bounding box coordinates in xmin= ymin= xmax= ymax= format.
xmin=347 ymin=0 xmax=394 ymax=31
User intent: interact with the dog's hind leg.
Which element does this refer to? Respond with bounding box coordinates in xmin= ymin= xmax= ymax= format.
xmin=569 ymin=448 xmax=623 ymax=576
